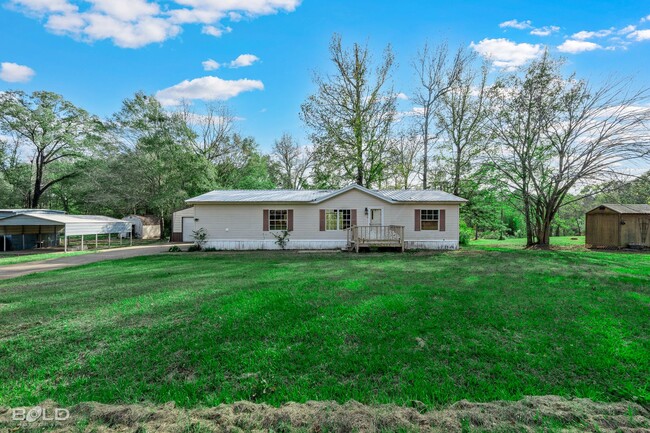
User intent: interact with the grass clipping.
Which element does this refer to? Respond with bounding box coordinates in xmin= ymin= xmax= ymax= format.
xmin=1 ymin=396 xmax=649 ymax=432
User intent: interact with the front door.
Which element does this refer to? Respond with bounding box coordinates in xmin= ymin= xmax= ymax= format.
xmin=369 ymin=208 xmax=382 ymax=226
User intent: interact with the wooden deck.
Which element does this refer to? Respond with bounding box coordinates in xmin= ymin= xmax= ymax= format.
xmin=347 ymin=225 xmax=405 ymax=252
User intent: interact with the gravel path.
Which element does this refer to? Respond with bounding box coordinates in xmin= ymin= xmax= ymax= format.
xmin=0 ymin=244 xmax=186 ymax=280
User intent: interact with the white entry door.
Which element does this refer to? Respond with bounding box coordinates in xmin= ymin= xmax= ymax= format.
xmin=369 ymin=208 xmax=383 ymax=226
xmin=182 ymin=217 xmax=194 ymax=242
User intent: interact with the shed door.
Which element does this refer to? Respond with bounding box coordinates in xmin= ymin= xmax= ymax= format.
xmin=586 ymin=214 xmax=619 ymax=247
xmin=182 ymin=217 xmax=194 ymax=242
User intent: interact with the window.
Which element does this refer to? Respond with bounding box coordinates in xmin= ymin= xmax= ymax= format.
xmin=269 ymin=210 xmax=288 ymax=231
xmin=421 ymin=209 xmax=439 ymax=230
xmin=325 ymin=209 xmax=351 ymax=230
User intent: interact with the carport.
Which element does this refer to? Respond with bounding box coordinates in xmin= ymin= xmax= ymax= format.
xmin=0 ymin=214 xmax=133 ymax=252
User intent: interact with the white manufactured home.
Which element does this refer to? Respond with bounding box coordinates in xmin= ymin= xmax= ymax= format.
xmin=178 ymin=184 xmax=466 ymax=251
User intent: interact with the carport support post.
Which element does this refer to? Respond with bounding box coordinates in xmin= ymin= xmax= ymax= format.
xmin=64 ymin=227 xmax=67 ymax=253
xmin=81 ymin=234 xmax=84 ymax=251
xmin=95 ymin=233 xmax=98 ymax=250
xmin=130 ymin=230 xmax=133 ymax=247
xmin=108 ymin=233 xmax=111 ymax=248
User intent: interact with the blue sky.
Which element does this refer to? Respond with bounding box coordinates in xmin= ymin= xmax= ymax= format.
xmin=1 ymin=0 xmax=649 ymax=151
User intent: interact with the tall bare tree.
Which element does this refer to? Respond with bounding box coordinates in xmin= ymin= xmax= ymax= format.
xmin=387 ymin=127 xmax=423 ymax=189
xmin=271 ymin=133 xmax=313 ymax=189
xmin=0 ymin=91 xmax=103 ymax=208
xmin=178 ymin=102 xmax=236 ymax=163
xmin=301 ymin=34 xmax=396 ymax=188
xmin=435 ymin=62 xmax=489 ymax=196
xmin=487 ymin=52 xmax=650 ymax=246
xmin=412 ymin=41 xmax=474 ymax=189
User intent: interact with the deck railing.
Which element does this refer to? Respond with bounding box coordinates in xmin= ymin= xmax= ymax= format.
xmin=347 ymin=225 xmax=405 ymax=252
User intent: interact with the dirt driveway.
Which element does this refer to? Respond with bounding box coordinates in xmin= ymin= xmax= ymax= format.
xmin=0 ymin=244 xmax=186 ymax=280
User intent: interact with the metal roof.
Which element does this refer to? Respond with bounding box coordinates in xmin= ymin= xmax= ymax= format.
xmin=0 ymin=213 xmax=132 ymax=236
xmin=379 ymin=189 xmax=468 ymax=202
xmin=187 ymin=184 xmax=467 ymax=204
xmin=0 ymin=214 xmax=128 ymax=224
xmin=592 ymin=204 xmax=650 ymax=214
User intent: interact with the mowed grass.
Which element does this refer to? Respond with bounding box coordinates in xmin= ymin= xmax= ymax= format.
xmin=0 ymin=247 xmax=648 ymax=410
xmin=0 ymin=251 xmax=89 ymax=266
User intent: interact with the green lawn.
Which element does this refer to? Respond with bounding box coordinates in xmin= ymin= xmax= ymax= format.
xmin=0 ymin=250 xmax=90 ymax=266
xmin=0 ymin=247 xmax=648 ymax=410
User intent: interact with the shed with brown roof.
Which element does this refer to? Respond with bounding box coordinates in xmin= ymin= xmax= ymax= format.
xmin=586 ymin=204 xmax=650 ymax=248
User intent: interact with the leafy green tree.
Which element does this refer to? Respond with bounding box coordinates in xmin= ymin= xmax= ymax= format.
xmin=0 ymin=91 xmax=104 ymax=208
xmin=301 ymin=34 xmax=397 ymax=188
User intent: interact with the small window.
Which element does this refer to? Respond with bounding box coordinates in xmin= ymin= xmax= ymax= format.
xmin=421 ymin=209 xmax=439 ymax=231
xmin=325 ymin=209 xmax=351 ymax=230
xmin=269 ymin=210 xmax=288 ymax=231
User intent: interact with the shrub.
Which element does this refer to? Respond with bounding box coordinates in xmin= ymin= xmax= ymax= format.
xmin=271 ymin=230 xmax=290 ymax=250
xmin=192 ymin=228 xmax=208 ymax=251
xmin=168 ymin=245 xmax=182 ymax=253
xmin=459 ymin=221 xmax=473 ymax=246
xmin=187 ymin=245 xmax=202 ymax=252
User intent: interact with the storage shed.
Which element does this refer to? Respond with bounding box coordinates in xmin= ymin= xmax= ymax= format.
xmin=586 ymin=204 xmax=650 ymax=248
xmin=123 ymin=215 xmax=161 ymax=240
xmin=0 ymin=213 xmax=132 ymax=252
xmin=171 ymin=207 xmax=195 ymax=242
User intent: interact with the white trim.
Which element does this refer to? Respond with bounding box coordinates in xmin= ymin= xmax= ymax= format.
xmin=323 ymin=208 xmax=353 ymax=231
xmin=420 ymin=208 xmax=440 ymax=231
xmin=313 ymin=184 xmax=395 ymax=204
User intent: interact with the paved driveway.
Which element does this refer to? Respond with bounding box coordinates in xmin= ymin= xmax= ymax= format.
xmin=0 ymin=244 xmax=186 ymax=280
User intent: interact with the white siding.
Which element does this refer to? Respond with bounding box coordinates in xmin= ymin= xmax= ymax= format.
xmin=194 ymin=189 xmax=461 ymax=250
xmin=173 ymin=207 xmax=195 ymax=233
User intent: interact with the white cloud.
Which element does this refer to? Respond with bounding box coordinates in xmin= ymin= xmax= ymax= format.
xmin=530 ymin=25 xmax=559 ymax=36
xmin=499 ymin=19 xmax=531 ymax=30
xmin=618 ymin=25 xmax=637 ymax=35
xmin=557 ymin=39 xmax=602 ymax=53
xmin=8 ymin=0 xmax=301 ymax=48
xmin=559 ymin=40 xmax=603 ymax=54
xmin=0 ymin=62 xmax=36 ymax=83
xmin=202 ymin=54 xmax=260 ymax=71
xmin=90 ymin=0 xmax=159 ymax=22
xmin=228 ymin=54 xmax=260 ymax=68
xmin=156 ymin=76 xmax=264 ymax=106
xmin=627 ymin=29 xmax=650 ymax=42
xmin=641 ymin=15 xmax=650 ymax=23
xmin=201 ymin=25 xmax=231 ymax=37
xmin=396 ymin=92 xmax=409 ymax=100
xmin=470 ymin=38 xmax=543 ymax=71
xmin=571 ymin=29 xmax=612 ymax=40
xmin=202 ymin=59 xmax=220 ymax=71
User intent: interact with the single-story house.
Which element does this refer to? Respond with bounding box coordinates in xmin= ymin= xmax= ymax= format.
xmin=171 ymin=207 xmax=196 ymax=242
xmin=123 ymin=215 xmax=161 ymax=240
xmin=586 ymin=204 xmax=650 ymax=248
xmin=183 ymin=184 xmax=467 ymax=250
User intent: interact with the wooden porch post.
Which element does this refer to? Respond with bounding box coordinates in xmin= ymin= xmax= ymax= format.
xmin=81 ymin=234 xmax=84 ymax=251
xmin=108 ymin=233 xmax=111 ymax=248
xmin=95 ymin=233 xmax=98 ymax=250
xmin=64 ymin=227 xmax=67 ymax=253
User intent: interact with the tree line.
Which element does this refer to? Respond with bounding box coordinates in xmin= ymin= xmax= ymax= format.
xmin=1 ymin=34 xmax=649 ymax=245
